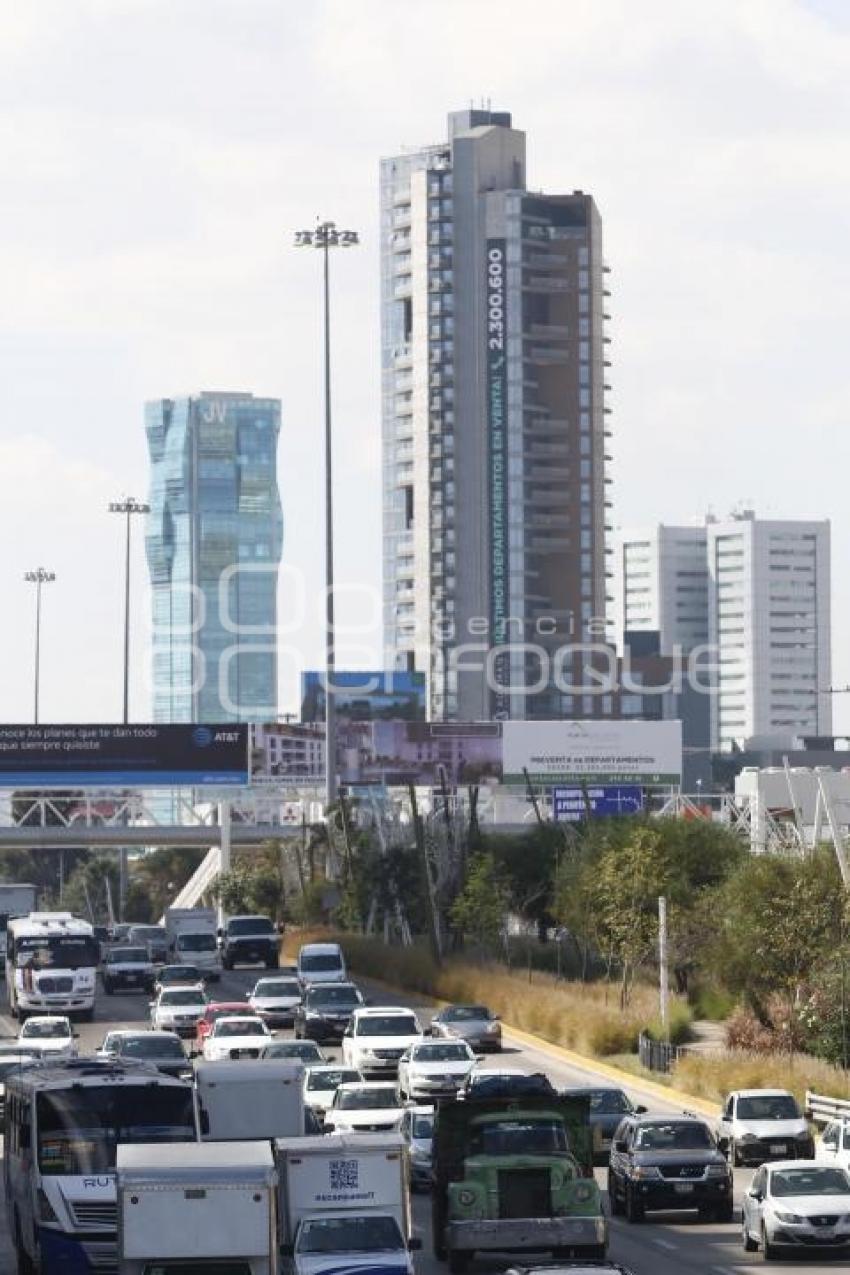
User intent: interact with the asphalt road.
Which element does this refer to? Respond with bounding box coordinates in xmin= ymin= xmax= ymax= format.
xmin=0 ymin=967 xmax=843 ymax=1275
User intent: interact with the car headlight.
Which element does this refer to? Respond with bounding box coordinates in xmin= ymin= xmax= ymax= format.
xmin=706 ymin=1164 xmax=731 ymax=1178
xmin=774 ymin=1210 xmax=804 ymax=1224
xmin=458 ymin=1188 xmax=476 ymax=1206
xmin=485 ymin=1021 xmax=500 ymax=1032
xmin=632 ymin=1166 xmax=662 ymax=1180
xmin=573 ymin=1181 xmax=594 ymax=1202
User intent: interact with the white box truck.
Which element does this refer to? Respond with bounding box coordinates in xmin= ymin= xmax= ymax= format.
xmin=117 ymin=1141 xmax=278 ymax=1275
xmin=197 ymin=1060 xmax=305 ymax=1141
xmin=276 ymin=1133 xmax=419 ymax=1275
xmin=165 ymin=906 xmax=222 ymax=980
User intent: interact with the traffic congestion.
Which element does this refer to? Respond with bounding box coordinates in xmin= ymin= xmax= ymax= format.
xmin=1 ymin=908 xmax=849 ymax=1275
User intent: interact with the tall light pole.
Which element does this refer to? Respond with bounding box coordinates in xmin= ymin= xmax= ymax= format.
xmin=24 ymin=567 xmax=55 ymax=724
xmin=108 ymin=495 xmax=150 ymax=920
xmin=108 ymin=496 xmax=150 ymax=724
xmin=294 ymin=220 xmax=359 ymax=809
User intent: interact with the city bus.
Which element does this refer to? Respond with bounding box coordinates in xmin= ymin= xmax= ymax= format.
xmin=4 ymin=1057 xmax=198 ymax=1273
xmin=6 ymin=913 xmax=100 ymax=1020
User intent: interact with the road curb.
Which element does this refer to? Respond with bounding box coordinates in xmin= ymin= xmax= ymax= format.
xmin=354 ymin=970 xmax=719 ymax=1119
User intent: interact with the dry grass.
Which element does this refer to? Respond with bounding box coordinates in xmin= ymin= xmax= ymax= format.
xmin=673 ymin=1050 xmax=850 ymax=1106
xmin=283 ymin=928 xmax=690 ymax=1058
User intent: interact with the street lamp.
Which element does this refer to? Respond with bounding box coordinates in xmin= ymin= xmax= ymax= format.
xmin=294 ymin=220 xmax=359 ymax=809
xmin=108 ymin=496 xmax=150 ymax=724
xmin=23 ymin=567 xmax=55 ymax=724
xmin=108 ymin=495 xmax=149 ymax=922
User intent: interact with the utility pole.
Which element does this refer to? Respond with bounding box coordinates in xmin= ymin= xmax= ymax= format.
xmin=658 ymin=895 xmax=669 ymax=1039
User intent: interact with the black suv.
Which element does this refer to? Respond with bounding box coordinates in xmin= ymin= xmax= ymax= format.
xmin=219 ymin=915 xmax=279 ymax=969
xmin=294 ymin=982 xmax=364 ymax=1042
xmin=607 ymin=1114 xmax=733 ymax=1223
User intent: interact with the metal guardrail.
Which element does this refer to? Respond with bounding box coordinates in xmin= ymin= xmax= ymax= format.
xmin=806 ymin=1089 xmax=850 ymax=1126
xmin=638 ymin=1031 xmax=682 ymax=1074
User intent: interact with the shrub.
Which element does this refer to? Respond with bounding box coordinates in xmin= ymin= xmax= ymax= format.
xmin=673 ymin=1050 xmax=850 ymax=1106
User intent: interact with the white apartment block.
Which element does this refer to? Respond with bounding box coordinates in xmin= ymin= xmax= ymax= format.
xmin=617 ymin=525 xmax=709 ymax=654
xmin=707 ymin=514 xmax=831 ymax=751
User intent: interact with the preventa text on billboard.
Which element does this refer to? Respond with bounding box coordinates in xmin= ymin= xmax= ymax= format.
xmin=0 ymin=724 xmax=250 ymax=788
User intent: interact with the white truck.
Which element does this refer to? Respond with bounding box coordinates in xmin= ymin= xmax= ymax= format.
xmin=0 ymin=884 xmax=37 ymax=965
xmin=276 ymin=1133 xmax=419 ymax=1275
xmin=196 ymin=1060 xmax=306 ymax=1141
xmin=165 ymin=906 xmax=222 ymax=980
xmin=117 ymin=1141 xmax=279 ymax=1275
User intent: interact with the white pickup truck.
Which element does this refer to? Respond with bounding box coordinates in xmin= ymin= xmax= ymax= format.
xmin=117 ymin=1141 xmax=278 ymax=1275
xmin=276 ymin=1133 xmax=419 ymax=1275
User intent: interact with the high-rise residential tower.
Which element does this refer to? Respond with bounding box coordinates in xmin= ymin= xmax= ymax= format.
xmin=381 ymin=108 xmax=611 ymax=721
xmin=145 ymin=391 xmax=283 ymax=722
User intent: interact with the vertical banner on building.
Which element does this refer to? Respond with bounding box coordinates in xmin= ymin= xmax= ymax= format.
xmin=486 ymin=239 xmax=509 ymax=718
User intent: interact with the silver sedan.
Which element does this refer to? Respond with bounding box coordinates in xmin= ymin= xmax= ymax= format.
xmin=430 ymin=1004 xmax=502 ymax=1051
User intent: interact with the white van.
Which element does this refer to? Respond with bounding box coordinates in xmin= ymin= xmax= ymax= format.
xmin=297 ymin=942 xmax=347 ymax=987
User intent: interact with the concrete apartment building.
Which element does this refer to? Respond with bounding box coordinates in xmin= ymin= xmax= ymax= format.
xmin=615 ymin=515 xmax=832 ymax=753
xmin=380 ymin=108 xmax=612 ymax=722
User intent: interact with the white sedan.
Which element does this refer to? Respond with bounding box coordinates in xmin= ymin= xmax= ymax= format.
xmin=248 ymin=975 xmax=302 ymax=1028
xmin=742 ymin=1160 xmax=850 ymax=1257
xmin=18 ymin=1016 xmax=77 ymax=1059
xmin=150 ymin=986 xmax=208 ymax=1037
xmin=325 ymin=1081 xmax=405 ymax=1134
xmin=397 ymin=1039 xmax=477 ymax=1101
xmin=303 ymin=1064 xmax=363 ymax=1116
xmin=202 ymin=1015 xmax=271 ymax=1062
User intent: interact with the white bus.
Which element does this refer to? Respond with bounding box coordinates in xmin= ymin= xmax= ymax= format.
xmin=4 ymin=1057 xmax=198 ymax=1274
xmin=6 ymin=913 xmax=100 ymax=1021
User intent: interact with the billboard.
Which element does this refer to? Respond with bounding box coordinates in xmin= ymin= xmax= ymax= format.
xmin=486 ymin=238 xmax=510 ymax=719
xmin=553 ymin=785 xmax=644 ymax=823
xmin=502 ymin=720 xmax=682 ymax=785
xmin=0 ymin=725 xmax=250 ymax=788
xmin=300 ymin=670 xmax=427 ymax=724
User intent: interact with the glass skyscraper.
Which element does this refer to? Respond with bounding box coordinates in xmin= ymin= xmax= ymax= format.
xmin=145 ymin=391 xmax=283 ymax=722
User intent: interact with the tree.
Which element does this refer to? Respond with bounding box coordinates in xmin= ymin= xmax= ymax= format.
xmin=450 ymin=853 xmax=512 ymax=950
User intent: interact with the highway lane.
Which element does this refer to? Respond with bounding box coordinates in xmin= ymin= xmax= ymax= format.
xmin=0 ymin=967 xmax=843 ymax=1274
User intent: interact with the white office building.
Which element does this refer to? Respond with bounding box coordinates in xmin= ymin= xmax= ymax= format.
xmin=380 ymin=108 xmax=611 ymax=721
xmin=707 ymin=514 xmax=831 ymax=751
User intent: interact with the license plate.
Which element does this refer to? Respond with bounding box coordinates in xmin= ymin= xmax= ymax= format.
xmin=674 ymin=1183 xmax=694 ymax=1194
xmin=770 ymin=1144 xmax=786 ymax=1154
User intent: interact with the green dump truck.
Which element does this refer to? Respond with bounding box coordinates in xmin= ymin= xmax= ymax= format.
xmin=431 ymin=1086 xmax=607 ymax=1272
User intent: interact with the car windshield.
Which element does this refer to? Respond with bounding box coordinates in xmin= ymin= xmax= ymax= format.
xmin=265 ymin=1042 xmax=321 ymax=1060
xmin=335 ymin=1087 xmax=399 ymax=1110
xmin=37 ymin=1085 xmax=196 ymax=1175
xmin=585 ymin=1089 xmax=633 ymax=1114
xmin=107 ymin=948 xmax=148 ymax=964
xmin=443 ymin=1006 xmax=490 ymax=1022
xmin=160 ymin=990 xmax=204 ymax=1006
xmin=254 ymin=980 xmax=300 ymax=997
xmin=635 ymin=1122 xmax=713 ymax=1150
xmin=771 ymin=1167 xmax=850 ymax=1197
xmin=412 ymin=1043 xmax=470 ymax=1062
xmin=132 ymin=929 xmax=165 ymax=942
xmin=121 ymin=1037 xmax=185 ymax=1060
xmin=160 ymin=968 xmax=200 ymax=982
xmin=412 ymin=1113 xmax=434 ymax=1139
xmin=229 ymin=918 xmax=274 ymax=936
xmin=14 ymin=935 xmax=99 ymax=970
xmin=306 ymin=1069 xmax=360 ymax=1091
xmin=207 ymin=1005 xmax=249 ymax=1021
xmin=357 ymin=1015 xmax=418 ymax=1036
xmin=297 ymin=1216 xmax=403 ymax=1254
xmin=308 ymin=986 xmax=360 ymax=1006
xmin=215 ymin=1020 xmax=265 ymax=1037
xmin=22 ymin=1020 xmax=69 ymax=1039
xmin=737 ymin=1095 xmax=800 ymax=1120
xmin=470 ymin=1118 xmax=568 ymax=1156
xmin=301 ymin=952 xmax=343 ymax=972
xmin=177 ymin=933 xmax=216 ymax=952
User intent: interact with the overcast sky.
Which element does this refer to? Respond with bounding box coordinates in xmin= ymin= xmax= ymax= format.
xmin=1 ymin=0 xmax=848 ymax=729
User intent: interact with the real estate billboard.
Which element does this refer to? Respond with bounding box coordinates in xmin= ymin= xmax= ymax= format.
xmin=502 ymin=719 xmax=682 ymax=785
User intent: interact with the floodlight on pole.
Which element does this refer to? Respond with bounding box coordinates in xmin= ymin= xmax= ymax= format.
xmin=24 ymin=567 xmax=56 ymax=725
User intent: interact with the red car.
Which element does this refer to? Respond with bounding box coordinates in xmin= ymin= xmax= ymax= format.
xmin=194 ymin=1002 xmax=252 ymax=1049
